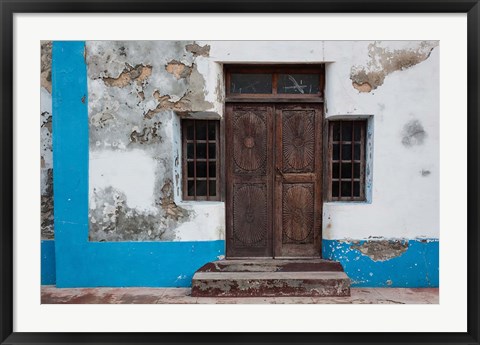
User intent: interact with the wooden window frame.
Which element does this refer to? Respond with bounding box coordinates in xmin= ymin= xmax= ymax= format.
xmin=225 ymin=65 xmax=325 ymax=103
xmin=327 ymin=119 xmax=367 ymax=202
xmin=182 ymin=119 xmax=221 ymax=201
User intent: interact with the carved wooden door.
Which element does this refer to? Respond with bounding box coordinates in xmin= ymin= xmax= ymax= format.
xmin=225 ymin=103 xmax=322 ymax=258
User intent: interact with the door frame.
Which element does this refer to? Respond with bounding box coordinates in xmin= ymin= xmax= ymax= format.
xmin=223 ymin=64 xmax=325 ymax=259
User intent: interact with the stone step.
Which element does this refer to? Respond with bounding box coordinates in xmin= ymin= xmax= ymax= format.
xmin=191 ymin=260 xmax=350 ymax=297
xmin=195 ymin=259 xmax=344 ymax=273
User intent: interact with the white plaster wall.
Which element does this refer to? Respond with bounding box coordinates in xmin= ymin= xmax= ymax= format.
xmin=87 ymin=40 xmax=439 ymax=242
xmin=321 ymin=41 xmax=439 ymax=239
xmin=202 ymin=40 xmax=439 ymax=240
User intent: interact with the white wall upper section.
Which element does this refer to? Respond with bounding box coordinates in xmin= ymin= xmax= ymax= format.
xmin=202 ymin=40 xmax=439 ymax=240
xmin=320 ymin=41 xmax=439 ymax=239
xmin=87 ymin=40 xmax=439 ymax=241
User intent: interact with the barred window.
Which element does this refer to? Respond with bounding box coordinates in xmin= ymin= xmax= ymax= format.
xmin=182 ymin=120 xmax=220 ymax=201
xmin=328 ymin=120 xmax=366 ymax=201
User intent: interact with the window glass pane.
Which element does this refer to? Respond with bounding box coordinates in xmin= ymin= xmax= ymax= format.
xmin=342 ymin=122 xmax=352 ymax=141
xmin=196 ymin=143 xmax=206 ymax=159
xmin=230 ymin=73 xmax=272 ymax=94
xmin=341 ymin=182 xmax=352 ymax=197
xmin=354 ymin=163 xmax=360 ymax=178
xmin=333 ymin=123 xmax=341 ymax=141
xmin=342 ymin=144 xmax=352 ymax=160
xmin=341 ymin=163 xmax=352 ymax=179
xmin=333 ymin=144 xmax=339 ymax=160
xmin=187 ymin=143 xmax=194 ymax=159
xmin=187 ymin=162 xmax=194 ymax=177
xmin=332 ymin=181 xmax=339 ymax=198
xmin=209 ymin=180 xmax=216 ymax=196
xmin=209 ymin=162 xmax=216 ymax=178
xmin=277 ymin=74 xmax=320 ymax=94
xmin=332 ymin=163 xmax=339 ymax=179
xmin=187 ymin=180 xmax=195 ymax=196
xmin=354 ymin=122 xmax=362 ymax=141
xmin=208 ymin=122 xmax=216 ymax=140
xmin=196 ymin=181 xmax=207 ymax=196
xmin=354 ymin=181 xmax=360 ymax=197
xmin=208 ymin=143 xmax=216 ymax=159
xmin=354 ymin=144 xmax=361 ymax=160
xmin=186 ymin=122 xmax=194 ymax=140
xmin=196 ymin=162 xmax=207 ymax=178
xmin=196 ymin=122 xmax=206 ymax=140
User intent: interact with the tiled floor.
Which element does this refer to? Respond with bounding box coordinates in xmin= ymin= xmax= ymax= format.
xmin=41 ymin=286 xmax=438 ymax=304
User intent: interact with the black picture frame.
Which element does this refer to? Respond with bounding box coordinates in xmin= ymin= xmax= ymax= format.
xmin=1 ymin=1 xmax=479 ymax=344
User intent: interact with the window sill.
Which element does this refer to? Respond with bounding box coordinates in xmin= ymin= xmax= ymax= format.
xmin=324 ymin=200 xmax=372 ymax=205
xmin=178 ymin=200 xmax=225 ymax=206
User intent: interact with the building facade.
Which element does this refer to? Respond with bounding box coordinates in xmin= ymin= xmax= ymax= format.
xmin=41 ymin=40 xmax=439 ymax=288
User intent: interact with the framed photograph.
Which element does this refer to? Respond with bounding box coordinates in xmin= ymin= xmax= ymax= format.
xmin=1 ymin=1 xmax=478 ymax=344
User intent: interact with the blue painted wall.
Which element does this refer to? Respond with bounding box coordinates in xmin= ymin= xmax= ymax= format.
xmin=51 ymin=41 xmax=225 ymax=288
xmin=323 ymin=239 xmax=439 ymax=287
xmin=41 ymin=240 xmax=56 ymax=285
xmin=43 ymin=40 xmax=439 ymax=288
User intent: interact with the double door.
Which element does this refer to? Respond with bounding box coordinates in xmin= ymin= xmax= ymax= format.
xmin=225 ymin=103 xmax=323 ymax=258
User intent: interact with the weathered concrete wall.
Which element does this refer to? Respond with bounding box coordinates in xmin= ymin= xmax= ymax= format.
xmin=41 ymin=41 xmax=54 ymax=240
xmin=86 ymin=41 xmax=224 ymax=241
xmin=84 ymin=40 xmax=439 ymax=247
xmin=42 ymin=40 xmax=439 ymax=287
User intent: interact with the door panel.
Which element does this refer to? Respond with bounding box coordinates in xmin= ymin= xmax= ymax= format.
xmin=226 ymin=103 xmax=322 ymax=258
xmin=274 ymin=104 xmax=322 ymax=257
xmin=226 ymin=104 xmax=273 ymax=258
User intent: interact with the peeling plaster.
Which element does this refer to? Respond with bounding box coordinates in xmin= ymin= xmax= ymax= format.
xmin=89 ymin=187 xmax=191 ymax=242
xmin=165 ymin=60 xmax=192 ymax=79
xmin=86 ymin=41 xmax=218 ymax=241
xmin=41 ymin=42 xmax=54 ymax=240
xmin=350 ymin=41 xmax=438 ymax=92
xmin=351 ymin=239 xmax=409 ymax=262
xmin=101 ymin=64 xmax=152 ymax=88
xmin=41 ymin=41 xmax=52 ymax=93
xmin=41 ymin=169 xmax=54 ymax=239
xmin=185 ymin=42 xmax=210 ymax=57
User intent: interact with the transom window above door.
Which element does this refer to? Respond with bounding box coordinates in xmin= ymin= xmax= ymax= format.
xmin=225 ymin=65 xmax=325 ymax=101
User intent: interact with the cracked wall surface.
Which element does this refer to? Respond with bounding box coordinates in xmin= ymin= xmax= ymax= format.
xmin=42 ymin=40 xmax=438 ymax=247
xmin=350 ymin=41 xmax=438 ymax=93
xmin=86 ymin=41 xmax=222 ymax=241
xmin=41 ymin=41 xmax=54 ymax=240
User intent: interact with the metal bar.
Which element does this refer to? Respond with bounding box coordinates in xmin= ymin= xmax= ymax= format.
xmin=272 ymin=73 xmax=278 ymax=95
xmin=328 ymin=122 xmax=333 ymax=200
xmin=360 ymin=121 xmax=366 ymax=200
xmin=206 ymin=120 xmax=209 ymax=201
xmin=351 ymin=122 xmax=355 ymax=200
xmin=338 ymin=122 xmax=342 ymax=200
xmin=193 ymin=120 xmax=197 ymax=199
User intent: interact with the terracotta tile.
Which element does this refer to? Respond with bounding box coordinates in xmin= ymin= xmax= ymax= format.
xmin=275 ymin=297 xmax=313 ymax=304
xmin=196 ymin=297 xmax=239 ymax=304
xmin=161 ymin=288 xmax=192 ymax=297
xmin=156 ymin=296 xmax=198 ymax=304
xmin=375 ymin=288 xmax=432 ymax=304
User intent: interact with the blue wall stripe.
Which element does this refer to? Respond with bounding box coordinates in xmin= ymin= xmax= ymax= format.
xmin=323 ymin=239 xmax=439 ymax=287
xmin=49 ymin=41 xmax=439 ymax=288
xmin=41 ymin=240 xmax=56 ymax=285
xmin=51 ymin=41 xmax=225 ymax=287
